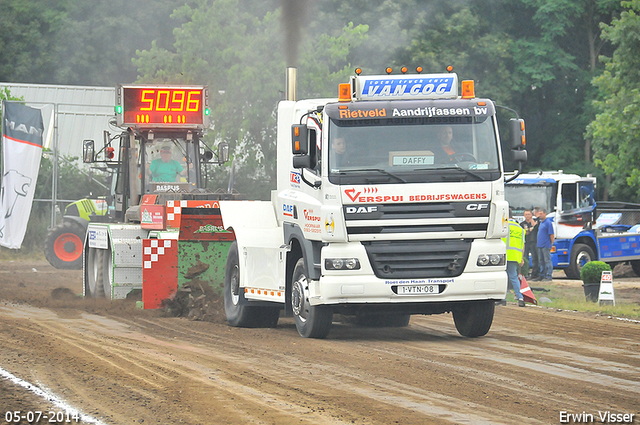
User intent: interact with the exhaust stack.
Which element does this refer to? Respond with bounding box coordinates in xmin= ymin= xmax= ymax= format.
xmin=286 ymin=67 xmax=297 ymax=101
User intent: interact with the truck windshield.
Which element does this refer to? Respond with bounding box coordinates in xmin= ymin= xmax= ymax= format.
xmin=143 ymin=137 xmax=198 ymax=192
xmin=505 ymin=184 xmax=555 ymax=216
xmin=326 ymin=103 xmax=501 ymax=185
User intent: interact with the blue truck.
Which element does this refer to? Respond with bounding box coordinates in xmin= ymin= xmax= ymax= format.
xmin=505 ymin=171 xmax=640 ymax=279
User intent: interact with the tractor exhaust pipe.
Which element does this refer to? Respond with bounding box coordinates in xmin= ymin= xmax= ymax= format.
xmin=286 ymin=67 xmax=297 ymax=101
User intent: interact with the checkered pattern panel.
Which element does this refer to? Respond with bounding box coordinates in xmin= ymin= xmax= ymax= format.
xmin=143 ymin=239 xmax=173 ymax=269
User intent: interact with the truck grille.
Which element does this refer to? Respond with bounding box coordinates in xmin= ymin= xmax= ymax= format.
xmin=363 ymin=239 xmax=471 ymax=279
xmin=344 ymin=202 xmax=489 ymax=239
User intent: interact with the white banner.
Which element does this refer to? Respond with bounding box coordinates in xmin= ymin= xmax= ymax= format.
xmin=0 ymin=101 xmax=44 ymax=249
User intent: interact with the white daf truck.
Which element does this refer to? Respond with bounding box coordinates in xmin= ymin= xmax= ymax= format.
xmin=219 ymin=67 xmax=527 ymax=338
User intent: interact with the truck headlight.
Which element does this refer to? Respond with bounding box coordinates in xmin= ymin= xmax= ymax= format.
xmin=325 ymin=258 xmax=361 ymax=270
xmin=476 ymin=254 xmax=505 ymax=267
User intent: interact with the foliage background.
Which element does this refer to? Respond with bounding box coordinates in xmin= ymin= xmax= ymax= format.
xmin=1 ymin=0 xmax=639 ymax=251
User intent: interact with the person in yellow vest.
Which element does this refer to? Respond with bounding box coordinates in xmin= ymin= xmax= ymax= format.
xmin=502 ymin=209 xmax=526 ymax=307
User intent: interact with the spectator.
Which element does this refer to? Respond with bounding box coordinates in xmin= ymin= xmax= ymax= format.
xmin=502 ymin=209 xmax=526 ymax=307
xmin=520 ymin=209 xmax=539 ymax=279
xmin=536 ymin=207 xmax=555 ymax=281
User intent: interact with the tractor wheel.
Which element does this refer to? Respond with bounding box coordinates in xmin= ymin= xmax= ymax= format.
xmin=44 ymin=221 xmax=85 ymax=270
xmin=452 ymin=300 xmax=495 ymax=338
xmin=85 ymin=248 xmax=106 ymax=298
xmin=291 ymin=258 xmax=333 ymax=338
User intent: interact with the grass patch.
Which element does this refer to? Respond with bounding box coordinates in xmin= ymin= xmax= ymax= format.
xmin=507 ymin=282 xmax=640 ymax=319
xmin=0 ymin=246 xmax=46 ymax=262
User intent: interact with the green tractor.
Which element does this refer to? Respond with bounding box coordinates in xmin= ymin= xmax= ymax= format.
xmin=43 ymin=198 xmax=109 ymax=269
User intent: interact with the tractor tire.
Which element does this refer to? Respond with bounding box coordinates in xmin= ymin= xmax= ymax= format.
xmin=452 ymin=300 xmax=495 ymax=338
xmin=85 ymin=247 xmax=106 ymax=298
xmin=44 ymin=221 xmax=85 ymax=270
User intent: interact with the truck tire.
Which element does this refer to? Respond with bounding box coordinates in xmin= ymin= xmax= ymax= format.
xmin=291 ymin=258 xmax=333 ymax=338
xmin=452 ymin=300 xmax=494 ymax=338
xmin=85 ymin=248 xmax=106 ymax=298
xmin=565 ymin=243 xmax=595 ymax=280
xmin=223 ymin=242 xmax=279 ymax=328
xmin=44 ymin=221 xmax=85 ymax=270
xmin=354 ymin=314 xmax=411 ymax=328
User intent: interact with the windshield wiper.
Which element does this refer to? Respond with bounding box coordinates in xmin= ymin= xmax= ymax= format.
xmin=338 ymin=168 xmax=407 ymax=183
xmin=414 ymin=165 xmax=486 ymax=181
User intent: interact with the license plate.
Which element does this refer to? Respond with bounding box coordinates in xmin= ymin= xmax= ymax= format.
xmin=397 ymin=284 xmax=439 ymax=295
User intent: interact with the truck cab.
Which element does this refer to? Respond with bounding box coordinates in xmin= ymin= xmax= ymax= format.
xmin=506 ymin=171 xmax=599 ymax=278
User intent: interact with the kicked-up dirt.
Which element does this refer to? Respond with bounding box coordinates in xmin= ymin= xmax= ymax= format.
xmin=0 ymin=260 xmax=639 ymax=424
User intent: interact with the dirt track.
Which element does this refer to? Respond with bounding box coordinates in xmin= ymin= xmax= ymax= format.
xmin=1 ymin=261 xmax=639 ymax=425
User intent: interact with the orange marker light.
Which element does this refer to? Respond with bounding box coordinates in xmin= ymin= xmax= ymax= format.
xmin=416 ymin=66 xmax=423 ymax=74
xmin=355 ymin=67 xmax=362 ymax=75
xmin=401 ymin=66 xmax=408 ymax=74
xmin=446 ymin=65 xmax=454 ymax=72
xmin=338 ymin=83 xmax=351 ymax=102
xmin=294 ymin=127 xmax=300 ymax=137
xmin=385 ymin=67 xmax=393 ymax=74
xmin=461 ymin=80 xmax=475 ymax=99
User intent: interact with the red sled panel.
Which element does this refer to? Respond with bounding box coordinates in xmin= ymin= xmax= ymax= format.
xmin=142 ymin=238 xmax=178 ymax=309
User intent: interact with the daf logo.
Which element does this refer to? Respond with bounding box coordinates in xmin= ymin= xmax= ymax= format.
xmin=346 ymin=206 xmax=378 ymax=214
xmin=466 ymin=203 xmax=489 ymax=211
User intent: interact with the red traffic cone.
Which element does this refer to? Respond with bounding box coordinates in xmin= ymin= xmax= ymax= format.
xmin=519 ymin=274 xmax=538 ymax=305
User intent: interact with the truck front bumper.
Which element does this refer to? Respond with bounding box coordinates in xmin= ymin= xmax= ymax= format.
xmin=311 ymin=241 xmax=508 ymax=306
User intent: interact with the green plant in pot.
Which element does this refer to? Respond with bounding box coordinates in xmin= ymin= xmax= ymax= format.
xmin=579 ymin=261 xmax=612 ymax=302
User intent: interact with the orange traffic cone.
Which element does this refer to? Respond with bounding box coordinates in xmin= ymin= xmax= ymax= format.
xmin=519 ymin=274 xmax=538 ymax=305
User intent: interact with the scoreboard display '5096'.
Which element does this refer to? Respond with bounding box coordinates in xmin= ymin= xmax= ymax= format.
xmin=116 ymin=85 xmax=209 ymax=129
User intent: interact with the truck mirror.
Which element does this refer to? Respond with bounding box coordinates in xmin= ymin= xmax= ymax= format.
xmin=292 ymin=155 xmax=311 ymax=169
xmin=217 ymin=142 xmax=230 ymax=164
xmin=292 ymin=124 xmax=308 ymax=155
xmin=512 ymin=149 xmax=527 ymax=163
xmin=83 ymin=140 xmax=95 ymax=163
xmin=510 ymin=118 xmax=526 ymax=149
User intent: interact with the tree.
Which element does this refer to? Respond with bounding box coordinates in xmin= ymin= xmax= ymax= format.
xmin=0 ymin=0 xmax=69 ymax=83
xmin=588 ymin=0 xmax=640 ymax=201
xmin=133 ymin=0 xmax=367 ymax=199
xmin=0 ymin=0 xmax=186 ymax=86
xmin=394 ymin=0 xmax=621 ymax=182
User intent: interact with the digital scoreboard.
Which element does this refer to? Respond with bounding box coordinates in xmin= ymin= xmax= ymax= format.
xmin=116 ymin=85 xmax=209 ymax=128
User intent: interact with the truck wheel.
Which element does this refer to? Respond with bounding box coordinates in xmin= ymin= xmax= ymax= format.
xmin=354 ymin=314 xmax=411 ymax=327
xmin=223 ymin=242 xmax=279 ymax=328
xmin=85 ymin=248 xmax=106 ymax=298
xmin=565 ymin=244 xmax=595 ymax=280
xmin=44 ymin=221 xmax=85 ymax=270
xmin=452 ymin=301 xmax=494 ymax=338
xmin=291 ymin=258 xmax=333 ymax=338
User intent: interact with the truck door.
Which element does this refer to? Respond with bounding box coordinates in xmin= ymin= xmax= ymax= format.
xmin=557 ymin=180 xmax=595 ymax=238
